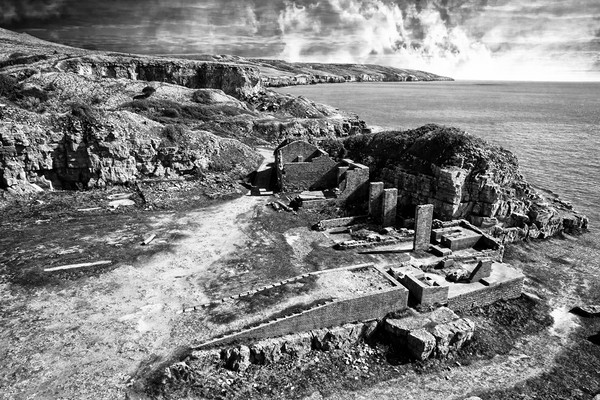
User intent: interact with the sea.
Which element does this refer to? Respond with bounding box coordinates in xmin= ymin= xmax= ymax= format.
xmin=279 ymin=81 xmax=600 ymax=307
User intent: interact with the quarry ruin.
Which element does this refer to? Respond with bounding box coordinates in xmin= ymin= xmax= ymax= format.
xmin=182 ymin=140 xmax=527 ymax=372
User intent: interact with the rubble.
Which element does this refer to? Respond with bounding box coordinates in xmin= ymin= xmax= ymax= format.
xmin=384 ymin=307 xmax=475 ymax=360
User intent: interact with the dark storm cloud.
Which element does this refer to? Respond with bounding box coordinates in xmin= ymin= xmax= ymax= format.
xmin=0 ymin=0 xmax=67 ymax=24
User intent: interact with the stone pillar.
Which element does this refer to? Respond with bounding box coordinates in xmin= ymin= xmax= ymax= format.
xmin=414 ymin=204 xmax=434 ymax=251
xmin=381 ymin=188 xmax=398 ymax=227
xmin=369 ymin=182 xmax=384 ymax=222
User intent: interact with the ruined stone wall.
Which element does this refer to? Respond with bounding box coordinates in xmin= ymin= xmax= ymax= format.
xmin=279 ymin=157 xmax=338 ymax=192
xmin=276 ymin=141 xmax=320 ymax=164
xmin=338 ymin=167 xmax=370 ymax=201
xmin=447 ymin=277 xmax=524 ymax=312
xmin=380 ymin=163 xmax=530 ymax=223
xmin=199 ymin=287 xmax=408 ymax=348
xmin=400 ymin=275 xmax=449 ymax=306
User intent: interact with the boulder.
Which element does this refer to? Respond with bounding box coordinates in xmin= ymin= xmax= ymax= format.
xmin=221 ymin=345 xmax=251 ymax=372
xmin=281 ymin=332 xmax=313 ymax=358
xmin=249 ymin=342 xmax=282 ymax=365
xmin=406 ymin=328 xmax=436 ymax=360
xmin=428 ymin=307 xmax=459 ymax=325
xmin=384 ymin=315 xmax=427 ymax=339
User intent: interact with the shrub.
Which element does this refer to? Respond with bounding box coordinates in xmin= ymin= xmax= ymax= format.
xmin=9 ymin=52 xmax=27 ymax=60
xmin=0 ymin=74 xmax=20 ymax=99
xmin=192 ymin=90 xmax=213 ymax=104
xmin=318 ymin=138 xmax=346 ymax=161
xmin=162 ymin=107 xmax=180 ymax=118
xmin=160 ymin=124 xmax=188 ymax=147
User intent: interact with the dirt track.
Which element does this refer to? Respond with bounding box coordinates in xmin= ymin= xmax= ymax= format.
xmin=0 ymin=149 xmax=276 ymax=399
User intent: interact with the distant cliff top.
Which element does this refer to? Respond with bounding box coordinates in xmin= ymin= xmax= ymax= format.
xmin=181 ymin=54 xmax=453 ymax=85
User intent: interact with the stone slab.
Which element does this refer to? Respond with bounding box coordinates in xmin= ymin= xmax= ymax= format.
xmin=414 ymin=204 xmax=434 ymax=251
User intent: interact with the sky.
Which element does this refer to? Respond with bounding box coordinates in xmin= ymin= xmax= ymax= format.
xmin=1 ymin=0 xmax=599 ymax=81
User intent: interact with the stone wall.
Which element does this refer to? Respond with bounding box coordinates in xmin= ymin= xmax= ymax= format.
xmin=275 ymin=141 xmax=338 ymax=192
xmin=447 ymin=275 xmax=524 ymax=312
xmin=337 ymin=162 xmax=370 ymax=202
xmin=279 ymin=157 xmax=338 ymax=192
xmin=198 ymin=286 xmax=408 ymax=349
xmin=400 ymin=274 xmax=449 ymax=306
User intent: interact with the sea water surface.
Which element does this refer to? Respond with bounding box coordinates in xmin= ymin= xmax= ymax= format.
xmin=279 ymin=81 xmax=600 ymax=223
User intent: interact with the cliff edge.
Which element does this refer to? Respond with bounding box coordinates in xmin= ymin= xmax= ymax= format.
xmin=340 ymin=124 xmax=588 ymax=240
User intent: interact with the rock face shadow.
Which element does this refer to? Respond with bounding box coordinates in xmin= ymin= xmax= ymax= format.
xmin=587 ymin=332 xmax=600 ymax=346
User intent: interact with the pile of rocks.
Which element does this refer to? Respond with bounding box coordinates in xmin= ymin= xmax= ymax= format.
xmin=384 ymin=307 xmax=475 ymax=360
xmin=193 ymin=321 xmax=377 ymax=372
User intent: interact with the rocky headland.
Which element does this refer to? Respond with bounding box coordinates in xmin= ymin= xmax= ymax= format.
xmin=0 ymin=28 xmax=596 ymax=400
xmin=0 ymin=28 xmax=373 ymax=194
xmin=336 ymin=124 xmax=588 ymax=240
xmin=0 ymin=28 xmax=587 ymax=240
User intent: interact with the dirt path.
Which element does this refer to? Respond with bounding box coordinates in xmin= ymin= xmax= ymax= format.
xmin=0 ymin=145 xmax=277 ymax=400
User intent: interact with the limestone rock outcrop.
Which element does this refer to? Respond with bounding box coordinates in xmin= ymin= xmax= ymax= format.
xmin=0 ymin=102 xmax=261 ymax=191
xmin=54 ymin=56 xmax=262 ymax=100
xmin=343 ymin=124 xmax=588 ymax=240
xmin=0 ymin=28 xmax=366 ymax=192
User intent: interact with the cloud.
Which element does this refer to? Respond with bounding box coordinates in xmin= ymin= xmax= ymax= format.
xmin=0 ymin=0 xmax=67 ymax=24
xmin=273 ymin=0 xmax=600 ymax=80
xmin=4 ymin=0 xmax=600 ymax=80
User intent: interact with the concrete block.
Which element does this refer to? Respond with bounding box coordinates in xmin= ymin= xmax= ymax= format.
xmin=469 ymin=258 xmax=493 ymax=283
xmin=430 ymin=244 xmax=452 ymax=257
xmin=414 ymin=204 xmax=434 ymax=251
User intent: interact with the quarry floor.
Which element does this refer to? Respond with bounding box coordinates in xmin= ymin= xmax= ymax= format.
xmin=1 ymin=177 xmax=599 ymax=399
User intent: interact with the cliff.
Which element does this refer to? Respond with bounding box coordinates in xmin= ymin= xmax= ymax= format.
xmin=340 ymin=124 xmax=588 ymax=240
xmin=0 ymin=28 xmax=372 ymax=192
xmin=182 ymin=54 xmax=453 ymax=87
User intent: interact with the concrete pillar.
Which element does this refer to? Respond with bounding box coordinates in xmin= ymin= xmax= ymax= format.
xmin=414 ymin=204 xmax=434 ymax=251
xmin=369 ymin=182 xmax=384 ymax=222
xmin=381 ymin=188 xmax=398 ymax=227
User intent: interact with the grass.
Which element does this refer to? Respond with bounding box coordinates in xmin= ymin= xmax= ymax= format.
xmin=236 ymin=275 xmax=318 ymax=313
xmin=121 ymin=98 xmax=257 ymax=126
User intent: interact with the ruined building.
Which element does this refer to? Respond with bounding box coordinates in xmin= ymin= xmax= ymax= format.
xmin=274 ymin=140 xmax=369 ymax=203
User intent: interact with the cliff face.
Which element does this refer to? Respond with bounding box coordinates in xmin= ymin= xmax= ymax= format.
xmin=0 ymin=28 xmax=369 ymax=192
xmin=0 ymin=101 xmax=261 ymax=192
xmin=343 ymin=124 xmax=588 ymax=240
xmin=187 ymin=55 xmax=453 ymax=87
xmin=54 ymin=56 xmax=262 ymax=99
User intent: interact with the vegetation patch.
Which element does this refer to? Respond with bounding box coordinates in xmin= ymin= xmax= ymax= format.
xmin=121 ymin=98 xmax=257 ymax=126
